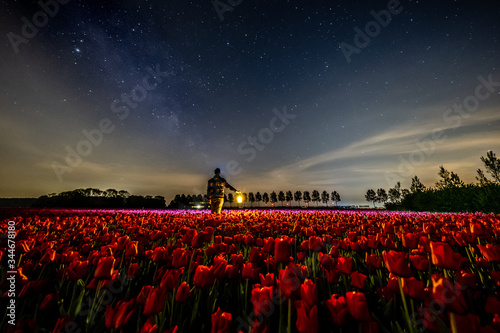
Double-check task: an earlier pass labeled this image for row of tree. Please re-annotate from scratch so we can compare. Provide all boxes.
[365,151,500,213]
[32,188,166,208]
[168,190,341,209]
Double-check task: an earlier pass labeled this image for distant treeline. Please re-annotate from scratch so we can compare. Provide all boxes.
[0,198,37,208]
[31,188,166,209]
[373,151,500,213]
[168,190,342,209]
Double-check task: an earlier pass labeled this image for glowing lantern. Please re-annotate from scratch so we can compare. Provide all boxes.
[237,195,243,204]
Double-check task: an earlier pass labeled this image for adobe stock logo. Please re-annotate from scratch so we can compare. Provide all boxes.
[340,0,404,64]
[6,0,71,54]
[212,0,243,21]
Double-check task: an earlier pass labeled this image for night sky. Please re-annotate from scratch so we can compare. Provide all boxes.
[1,0,499,205]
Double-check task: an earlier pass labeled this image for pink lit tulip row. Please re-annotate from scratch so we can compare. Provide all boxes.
[1,209,500,333]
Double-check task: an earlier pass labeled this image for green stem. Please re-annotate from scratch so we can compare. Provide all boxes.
[398,276,415,333]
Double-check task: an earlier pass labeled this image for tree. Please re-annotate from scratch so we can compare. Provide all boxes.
[435,166,464,189]
[388,182,402,204]
[410,176,426,193]
[365,189,377,207]
[303,191,311,207]
[331,191,341,206]
[262,192,269,206]
[479,150,500,183]
[255,192,262,207]
[476,169,490,186]
[312,190,320,206]
[321,191,330,207]
[278,191,286,206]
[270,191,278,206]
[118,190,130,198]
[104,189,118,198]
[294,191,302,207]
[285,191,293,207]
[248,192,255,207]
[227,193,234,207]
[376,188,388,205]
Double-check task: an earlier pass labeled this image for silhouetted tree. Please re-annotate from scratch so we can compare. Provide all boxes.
[479,150,500,183]
[248,192,255,207]
[278,191,285,206]
[303,191,311,207]
[286,191,293,207]
[321,191,330,206]
[262,192,269,206]
[331,191,341,206]
[226,193,234,207]
[435,166,464,189]
[270,191,278,206]
[365,189,377,207]
[388,182,402,204]
[312,190,320,206]
[377,188,388,205]
[410,176,426,193]
[294,191,302,207]
[255,192,262,207]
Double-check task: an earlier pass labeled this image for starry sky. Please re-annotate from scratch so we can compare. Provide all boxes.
[1,0,499,205]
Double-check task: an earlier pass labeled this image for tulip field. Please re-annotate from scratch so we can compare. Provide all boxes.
[2,208,500,333]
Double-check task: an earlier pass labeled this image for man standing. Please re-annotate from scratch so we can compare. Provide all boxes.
[207,168,239,214]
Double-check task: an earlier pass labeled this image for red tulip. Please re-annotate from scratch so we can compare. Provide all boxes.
[477,244,500,262]
[242,262,260,280]
[211,307,231,333]
[337,256,353,275]
[140,317,158,333]
[409,254,429,271]
[127,262,140,278]
[431,274,467,314]
[295,300,318,333]
[401,277,425,299]
[52,315,73,333]
[160,269,183,291]
[456,270,477,288]
[136,285,154,304]
[365,253,381,269]
[251,286,273,316]
[300,278,317,307]
[308,236,324,251]
[193,265,213,288]
[172,248,191,268]
[66,260,89,281]
[40,248,56,263]
[382,250,412,277]
[259,273,275,287]
[113,299,137,329]
[278,264,301,299]
[275,238,291,264]
[175,281,191,303]
[430,242,466,270]
[402,232,420,249]
[325,294,349,326]
[125,241,138,257]
[351,271,367,289]
[94,256,115,280]
[346,291,371,321]
[143,286,167,316]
